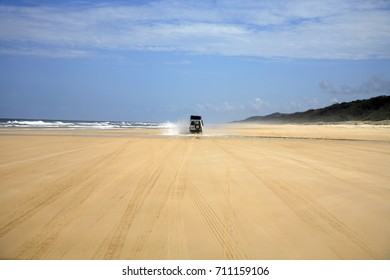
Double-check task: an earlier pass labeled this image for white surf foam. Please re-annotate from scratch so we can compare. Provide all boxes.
[0,119,162,129]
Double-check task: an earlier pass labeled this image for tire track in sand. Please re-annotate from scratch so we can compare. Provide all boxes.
[124,139,192,259]
[0,141,110,178]
[0,141,130,240]
[164,138,192,258]
[194,140,251,259]
[222,166,251,259]
[103,140,180,259]
[213,139,380,259]
[187,177,250,259]
[14,141,131,259]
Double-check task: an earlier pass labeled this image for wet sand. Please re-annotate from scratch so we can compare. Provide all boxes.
[0,124,389,259]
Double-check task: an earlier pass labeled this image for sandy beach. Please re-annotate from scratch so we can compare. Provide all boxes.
[0,124,389,260]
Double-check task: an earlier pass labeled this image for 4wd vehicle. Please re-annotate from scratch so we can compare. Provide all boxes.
[189,115,203,133]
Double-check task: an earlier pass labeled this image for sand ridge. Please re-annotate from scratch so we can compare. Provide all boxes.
[0,125,389,259]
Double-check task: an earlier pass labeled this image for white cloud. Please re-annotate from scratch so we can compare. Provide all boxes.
[191,98,272,116]
[251,97,270,111]
[220,102,234,112]
[0,1,389,59]
[0,46,93,58]
[331,98,339,104]
[170,95,337,120]
[320,75,390,96]
[165,59,191,65]
[194,101,235,113]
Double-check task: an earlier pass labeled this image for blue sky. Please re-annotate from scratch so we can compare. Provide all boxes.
[0,0,390,122]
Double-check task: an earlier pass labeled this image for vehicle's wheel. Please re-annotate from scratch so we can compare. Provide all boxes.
[195,124,200,130]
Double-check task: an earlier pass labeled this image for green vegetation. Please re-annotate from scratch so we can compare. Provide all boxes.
[239,96,390,124]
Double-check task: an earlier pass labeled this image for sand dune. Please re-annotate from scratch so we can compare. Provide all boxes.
[0,125,389,259]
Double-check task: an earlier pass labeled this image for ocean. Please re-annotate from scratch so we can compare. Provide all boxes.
[0,118,167,130]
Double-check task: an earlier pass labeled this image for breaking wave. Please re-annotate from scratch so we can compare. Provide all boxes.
[0,119,164,129]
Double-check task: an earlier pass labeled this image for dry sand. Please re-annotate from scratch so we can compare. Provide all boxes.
[0,124,389,260]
